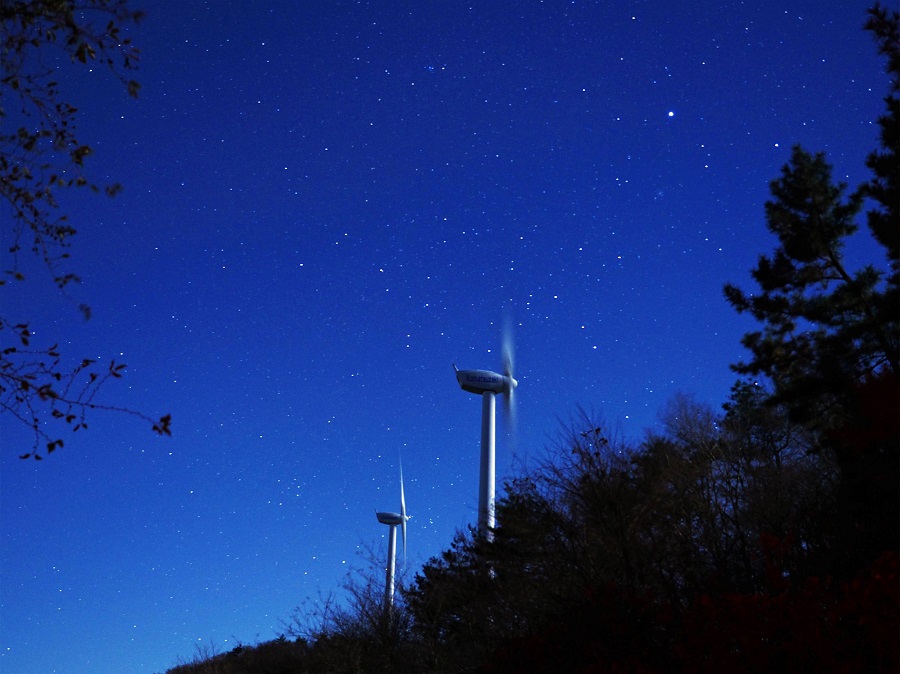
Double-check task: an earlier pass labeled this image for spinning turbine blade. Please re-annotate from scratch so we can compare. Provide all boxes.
[501,318,518,437]
[501,373,516,434]
[502,318,515,380]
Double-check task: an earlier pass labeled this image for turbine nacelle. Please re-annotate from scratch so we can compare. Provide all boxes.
[375,511,404,526]
[454,365,518,396]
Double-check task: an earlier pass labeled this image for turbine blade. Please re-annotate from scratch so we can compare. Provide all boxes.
[501,319,515,379]
[504,385,518,462]
[506,386,517,429]
[501,315,519,466]
[501,314,517,428]
[402,518,407,563]
[400,459,406,520]
[399,457,407,562]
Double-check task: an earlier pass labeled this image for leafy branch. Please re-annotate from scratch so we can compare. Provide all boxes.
[1,1,170,457]
[1,316,171,459]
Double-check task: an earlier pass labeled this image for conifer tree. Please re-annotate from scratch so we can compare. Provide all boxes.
[723,146,894,427]
[724,5,899,572]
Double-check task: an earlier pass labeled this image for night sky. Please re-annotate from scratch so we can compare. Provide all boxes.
[1,2,890,672]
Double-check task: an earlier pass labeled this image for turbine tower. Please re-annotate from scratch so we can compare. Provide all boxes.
[454,326,517,535]
[375,461,409,611]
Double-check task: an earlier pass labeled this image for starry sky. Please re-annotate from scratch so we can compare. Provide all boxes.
[0,1,891,672]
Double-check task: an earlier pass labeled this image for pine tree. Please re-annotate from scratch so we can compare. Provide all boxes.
[724,6,899,572]
[862,4,900,274]
[723,146,893,429]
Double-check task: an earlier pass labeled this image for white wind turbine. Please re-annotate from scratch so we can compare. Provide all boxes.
[453,323,517,535]
[375,460,409,611]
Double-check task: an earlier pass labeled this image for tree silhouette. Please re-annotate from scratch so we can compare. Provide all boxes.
[1,0,170,458]
[723,146,890,428]
[862,4,900,282]
[723,4,899,574]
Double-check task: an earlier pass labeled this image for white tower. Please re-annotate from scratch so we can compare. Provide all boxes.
[453,339,516,534]
[375,463,409,610]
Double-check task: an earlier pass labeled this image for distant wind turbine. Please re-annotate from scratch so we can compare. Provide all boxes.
[453,323,517,535]
[375,460,409,611]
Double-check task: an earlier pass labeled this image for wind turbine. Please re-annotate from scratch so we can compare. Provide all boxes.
[375,460,409,611]
[453,325,517,535]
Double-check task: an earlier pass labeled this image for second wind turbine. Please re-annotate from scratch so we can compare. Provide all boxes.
[375,461,409,611]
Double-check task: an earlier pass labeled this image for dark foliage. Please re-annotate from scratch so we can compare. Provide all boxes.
[862,4,900,278]
[1,0,170,457]
[164,637,310,674]
[166,403,896,673]
[723,145,887,428]
[723,3,899,575]
[485,553,898,673]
